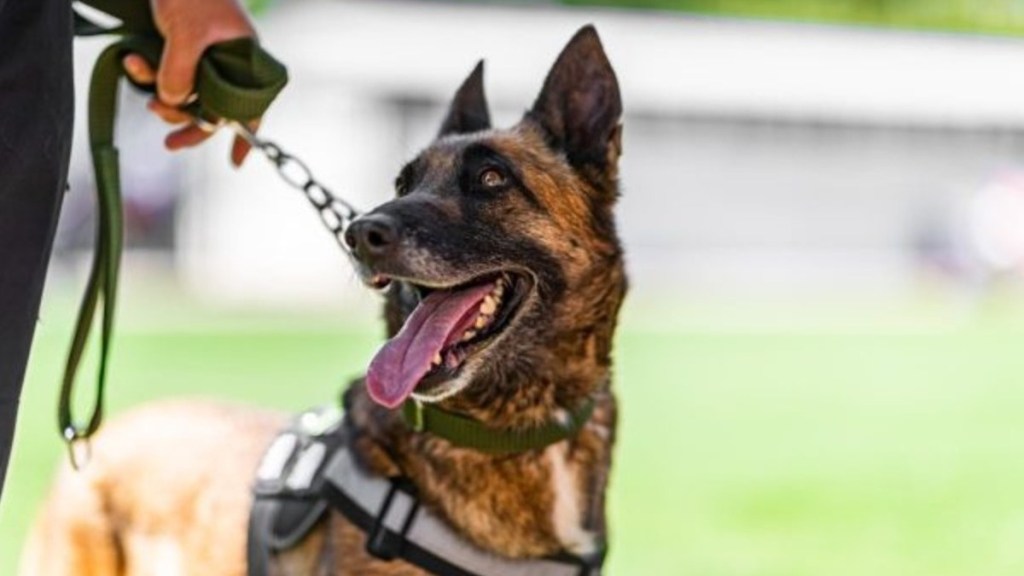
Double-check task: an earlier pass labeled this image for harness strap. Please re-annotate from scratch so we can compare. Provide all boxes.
[247,407,605,575]
[320,444,604,576]
[60,8,287,457]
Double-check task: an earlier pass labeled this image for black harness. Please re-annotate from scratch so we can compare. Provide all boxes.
[247,407,605,576]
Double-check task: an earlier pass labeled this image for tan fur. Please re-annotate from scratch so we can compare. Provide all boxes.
[21,402,285,576]
[21,393,612,575]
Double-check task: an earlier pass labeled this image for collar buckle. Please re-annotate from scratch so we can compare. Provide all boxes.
[411,399,425,432]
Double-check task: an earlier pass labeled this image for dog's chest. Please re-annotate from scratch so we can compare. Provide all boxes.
[545,443,598,555]
[395,437,600,559]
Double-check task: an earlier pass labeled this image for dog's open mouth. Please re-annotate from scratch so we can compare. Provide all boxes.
[365,272,530,408]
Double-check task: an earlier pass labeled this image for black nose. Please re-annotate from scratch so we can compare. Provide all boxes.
[344,214,399,260]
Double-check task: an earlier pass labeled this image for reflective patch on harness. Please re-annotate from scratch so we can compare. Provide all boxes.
[256,433,298,484]
[286,441,327,491]
[248,406,347,574]
[253,406,343,498]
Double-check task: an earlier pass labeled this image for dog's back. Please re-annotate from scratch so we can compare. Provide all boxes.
[20,401,286,576]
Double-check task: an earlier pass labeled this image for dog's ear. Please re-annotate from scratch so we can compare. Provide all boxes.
[438,60,491,137]
[528,25,623,179]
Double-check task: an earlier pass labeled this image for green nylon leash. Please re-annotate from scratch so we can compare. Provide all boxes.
[60,11,288,468]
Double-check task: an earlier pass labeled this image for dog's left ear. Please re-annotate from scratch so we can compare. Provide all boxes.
[528,25,623,181]
[438,60,491,137]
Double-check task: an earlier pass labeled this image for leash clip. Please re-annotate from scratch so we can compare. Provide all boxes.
[193,113,224,135]
[63,426,93,471]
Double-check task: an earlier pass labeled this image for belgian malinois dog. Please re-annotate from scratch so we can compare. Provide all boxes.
[22,25,626,575]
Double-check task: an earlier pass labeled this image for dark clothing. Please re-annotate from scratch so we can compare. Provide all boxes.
[0,0,75,496]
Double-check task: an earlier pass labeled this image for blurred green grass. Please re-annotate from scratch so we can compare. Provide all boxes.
[562,0,1024,37]
[3,286,1024,575]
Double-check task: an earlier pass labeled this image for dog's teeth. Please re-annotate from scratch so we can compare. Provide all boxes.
[432,353,442,365]
[480,296,497,316]
[474,315,489,329]
[493,284,505,298]
[461,329,476,342]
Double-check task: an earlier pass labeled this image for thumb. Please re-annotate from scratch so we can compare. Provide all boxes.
[157,34,205,107]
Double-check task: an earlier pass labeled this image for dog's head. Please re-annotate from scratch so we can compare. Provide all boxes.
[345,26,626,413]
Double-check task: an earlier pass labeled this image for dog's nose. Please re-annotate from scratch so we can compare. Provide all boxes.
[344,214,399,260]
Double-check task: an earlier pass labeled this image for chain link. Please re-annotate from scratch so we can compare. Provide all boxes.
[222,120,361,250]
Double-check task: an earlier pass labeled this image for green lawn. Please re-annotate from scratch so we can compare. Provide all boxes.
[3,285,1024,575]
[562,0,1024,37]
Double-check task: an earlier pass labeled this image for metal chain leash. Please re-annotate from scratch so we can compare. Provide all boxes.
[201,117,363,250]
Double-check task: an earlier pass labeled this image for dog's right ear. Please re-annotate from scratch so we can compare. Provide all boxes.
[438,60,491,137]
[527,25,622,183]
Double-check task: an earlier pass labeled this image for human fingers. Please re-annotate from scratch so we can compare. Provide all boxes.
[165,124,215,150]
[122,54,157,85]
[146,99,193,125]
[155,34,205,106]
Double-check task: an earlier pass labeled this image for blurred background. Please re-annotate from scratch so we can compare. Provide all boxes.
[4,0,1024,574]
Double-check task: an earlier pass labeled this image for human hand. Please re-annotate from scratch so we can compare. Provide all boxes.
[121,0,260,166]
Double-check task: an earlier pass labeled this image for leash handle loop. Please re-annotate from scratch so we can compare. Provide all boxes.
[58,39,127,455]
[59,27,289,465]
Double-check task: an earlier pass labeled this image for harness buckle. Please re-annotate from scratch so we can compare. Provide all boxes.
[576,545,607,576]
[365,479,419,561]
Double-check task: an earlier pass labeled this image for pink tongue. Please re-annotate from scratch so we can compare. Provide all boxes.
[366,282,494,408]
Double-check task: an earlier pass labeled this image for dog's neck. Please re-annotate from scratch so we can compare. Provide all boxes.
[339,270,624,558]
[341,314,620,559]
[344,384,614,558]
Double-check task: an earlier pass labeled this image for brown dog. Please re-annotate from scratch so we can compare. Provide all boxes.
[21,25,626,576]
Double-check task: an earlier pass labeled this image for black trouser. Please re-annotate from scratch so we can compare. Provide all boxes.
[0,0,74,498]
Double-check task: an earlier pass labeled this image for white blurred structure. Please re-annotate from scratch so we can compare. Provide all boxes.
[970,174,1024,272]
[68,0,1024,305]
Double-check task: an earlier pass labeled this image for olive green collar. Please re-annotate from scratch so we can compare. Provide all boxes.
[400,397,596,455]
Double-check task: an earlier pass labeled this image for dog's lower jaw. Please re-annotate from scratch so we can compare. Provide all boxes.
[410,367,474,404]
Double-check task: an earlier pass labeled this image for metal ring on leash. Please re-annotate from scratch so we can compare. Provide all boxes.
[194,115,224,134]
[63,427,93,471]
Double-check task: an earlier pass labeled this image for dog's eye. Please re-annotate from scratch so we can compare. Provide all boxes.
[478,167,506,189]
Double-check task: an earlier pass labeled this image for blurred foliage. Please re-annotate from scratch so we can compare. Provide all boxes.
[560,0,1024,35]
[246,0,273,15]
